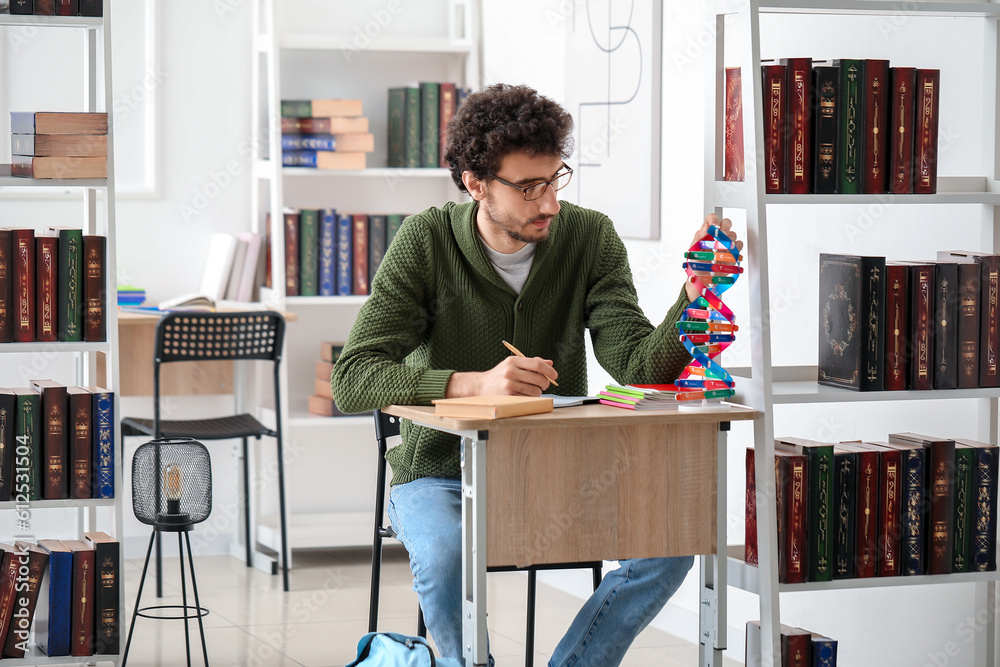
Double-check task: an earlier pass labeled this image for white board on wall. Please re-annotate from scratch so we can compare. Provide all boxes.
[564,0,661,239]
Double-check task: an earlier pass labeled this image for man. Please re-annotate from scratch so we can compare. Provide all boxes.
[332,83,741,666]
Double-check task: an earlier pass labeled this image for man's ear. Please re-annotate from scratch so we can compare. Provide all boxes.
[463,171,487,201]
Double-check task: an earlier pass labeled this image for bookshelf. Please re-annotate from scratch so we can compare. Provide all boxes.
[0,6,123,667]
[249,0,481,567]
[705,1,1000,665]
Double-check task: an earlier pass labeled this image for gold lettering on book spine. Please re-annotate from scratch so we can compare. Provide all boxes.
[917,272,931,381]
[17,238,29,330]
[0,408,6,489]
[884,460,898,570]
[989,269,998,376]
[845,65,860,182]
[835,457,852,576]
[955,455,970,571]
[896,77,908,183]
[919,77,935,187]
[816,455,830,574]
[768,76,782,190]
[871,75,882,180]
[939,278,950,373]
[40,244,54,336]
[790,460,805,574]
[66,236,80,337]
[860,458,875,567]
[904,455,922,567]
[792,70,806,182]
[866,266,881,383]
[932,459,950,559]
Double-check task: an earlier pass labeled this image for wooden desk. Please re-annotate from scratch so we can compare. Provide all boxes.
[384,402,757,667]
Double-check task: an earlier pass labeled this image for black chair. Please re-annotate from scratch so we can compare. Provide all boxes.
[368,409,603,667]
[122,311,290,592]
[123,437,213,667]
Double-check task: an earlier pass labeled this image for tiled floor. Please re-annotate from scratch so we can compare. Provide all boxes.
[120,547,742,666]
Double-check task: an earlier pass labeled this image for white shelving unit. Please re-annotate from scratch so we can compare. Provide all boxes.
[249,0,481,562]
[0,7,123,666]
[705,1,1000,665]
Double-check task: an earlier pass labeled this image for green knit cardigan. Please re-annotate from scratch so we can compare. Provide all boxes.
[331,199,691,485]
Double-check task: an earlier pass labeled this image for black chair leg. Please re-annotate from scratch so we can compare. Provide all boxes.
[369,536,382,632]
[242,437,251,568]
[122,531,157,667]
[525,569,536,667]
[592,563,602,591]
[275,433,290,592]
[184,531,211,667]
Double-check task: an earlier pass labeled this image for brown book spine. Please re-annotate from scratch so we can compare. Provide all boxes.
[889,67,917,194]
[12,230,35,342]
[57,0,79,15]
[774,455,786,581]
[745,447,757,564]
[781,630,813,667]
[353,214,369,296]
[68,543,95,656]
[83,235,106,342]
[0,230,11,343]
[33,381,68,500]
[280,117,299,133]
[3,546,48,658]
[914,69,941,194]
[781,58,812,194]
[928,440,957,574]
[68,387,92,499]
[83,532,119,654]
[980,257,1000,387]
[0,552,21,649]
[958,263,981,388]
[438,82,457,169]
[762,64,787,193]
[851,448,880,577]
[34,0,54,13]
[35,235,58,342]
[297,117,331,134]
[862,59,890,194]
[783,452,808,583]
[283,210,300,297]
[885,263,909,390]
[724,67,745,182]
[877,447,902,576]
[909,264,935,390]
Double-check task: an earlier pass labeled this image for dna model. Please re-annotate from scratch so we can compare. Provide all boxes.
[675,224,743,406]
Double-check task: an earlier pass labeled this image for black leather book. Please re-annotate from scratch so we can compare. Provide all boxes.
[932,261,960,389]
[832,446,857,579]
[908,262,936,390]
[812,65,840,194]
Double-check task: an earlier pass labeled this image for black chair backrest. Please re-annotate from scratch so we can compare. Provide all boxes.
[155,311,285,365]
[374,409,401,450]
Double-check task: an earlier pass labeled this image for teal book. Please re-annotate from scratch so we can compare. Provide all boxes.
[387,88,407,168]
[56,228,83,342]
[299,209,320,296]
[13,389,41,501]
[368,214,387,286]
[319,209,337,296]
[404,87,421,168]
[419,82,440,168]
[776,437,835,581]
[834,59,865,194]
[386,214,405,248]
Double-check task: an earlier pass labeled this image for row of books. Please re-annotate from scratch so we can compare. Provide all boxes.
[818,251,1000,392]
[0,533,119,659]
[0,229,106,343]
[10,112,109,179]
[308,341,347,417]
[746,621,837,667]
[0,0,102,15]
[277,208,406,298]
[724,61,940,194]
[745,433,998,583]
[387,82,471,169]
[0,383,115,501]
[280,98,374,170]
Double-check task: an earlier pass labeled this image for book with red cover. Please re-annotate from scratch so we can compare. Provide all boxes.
[880,440,928,575]
[978,254,1000,387]
[0,545,20,649]
[35,233,58,343]
[745,447,758,564]
[353,214,369,296]
[438,82,457,169]
[861,59,890,194]
[34,0,54,14]
[0,229,11,343]
[812,65,839,194]
[890,432,956,574]
[725,67,745,182]
[780,58,812,194]
[884,261,910,390]
[781,624,813,667]
[914,69,941,194]
[837,443,880,577]
[762,64,788,194]
[4,542,49,658]
[64,540,95,657]
[82,235,105,342]
[57,0,79,15]
[908,262,936,390]
[775,450,808,583]
[845,442,902,576]
[12,229,35,342]
[283,209,299,297]
[67,387,92,499]
[31,379,68,500]
[889,67,917,194]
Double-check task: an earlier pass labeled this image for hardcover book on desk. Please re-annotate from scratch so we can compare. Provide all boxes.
[431,395,553,420]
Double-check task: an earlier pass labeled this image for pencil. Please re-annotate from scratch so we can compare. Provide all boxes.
[501,340,559,387]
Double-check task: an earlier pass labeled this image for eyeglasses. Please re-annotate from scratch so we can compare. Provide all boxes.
[493,163,574,201]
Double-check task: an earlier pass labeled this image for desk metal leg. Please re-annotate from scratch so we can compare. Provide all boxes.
[461,432,488,667]
[699,423,729,667]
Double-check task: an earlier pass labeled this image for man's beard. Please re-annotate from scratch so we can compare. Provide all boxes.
[481,196,549,244]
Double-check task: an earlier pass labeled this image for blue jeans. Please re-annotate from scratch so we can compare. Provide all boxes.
[387,477,694,667]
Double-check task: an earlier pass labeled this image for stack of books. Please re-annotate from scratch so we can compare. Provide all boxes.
[308,341,347,417]
[116,285,145,308]
[745,621,837,666]
[598,384,678,410]
[387,82,471,168]
[280,99,374,170]
[10,112,108,179]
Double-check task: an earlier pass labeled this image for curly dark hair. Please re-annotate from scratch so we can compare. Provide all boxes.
[443,83,574,193]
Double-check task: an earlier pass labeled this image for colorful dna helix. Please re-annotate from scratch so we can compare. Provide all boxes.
[675,224,743,403]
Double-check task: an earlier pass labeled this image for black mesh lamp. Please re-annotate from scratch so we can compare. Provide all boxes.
[123,437,213,667]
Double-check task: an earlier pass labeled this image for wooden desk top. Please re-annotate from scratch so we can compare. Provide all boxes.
[384,401,757,432]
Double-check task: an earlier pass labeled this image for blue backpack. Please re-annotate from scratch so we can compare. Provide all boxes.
[346,632,464,667]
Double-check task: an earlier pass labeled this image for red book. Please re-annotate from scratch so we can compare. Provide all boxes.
[65,540,95,657]
[67,387,92,499]
[0,546,22,650]
[780,625,813,667]
[353,214,369,296]
[884,262,910,390]
[761,64,788,193]
[839,443,880,578]
[35,233,58,343]
[31,379,69,500]
[780,58,812,194]
[0,229,11,343]
[283,209,300,297]
[908,262,936,390]
[862,442,903,576]
[34,0,55,13]
[776,450,807,583]
[438,82,457,169]
[12,229,35,342]
[82,235,106,342]
[914,69,941,194]
[745,447,757,564]
[4,543,49,658]
[724,67,745,182]
[861,59,890,194]
[889,67,917,194]
[57,0,79,15]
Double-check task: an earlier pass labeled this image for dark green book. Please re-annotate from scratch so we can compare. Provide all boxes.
[56,228,83,342]
[13,389,41,502]
[403,87,421,168]
[280,100,312,117]
[960,439,999,571]
[419,82,440,168]
[387,88,407,168]
[298,209,319,296]
[386,214,405,248]
[834,59,865,194]
[953,444,976,572]
[368,214,387,286]
[776,437,835,581]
